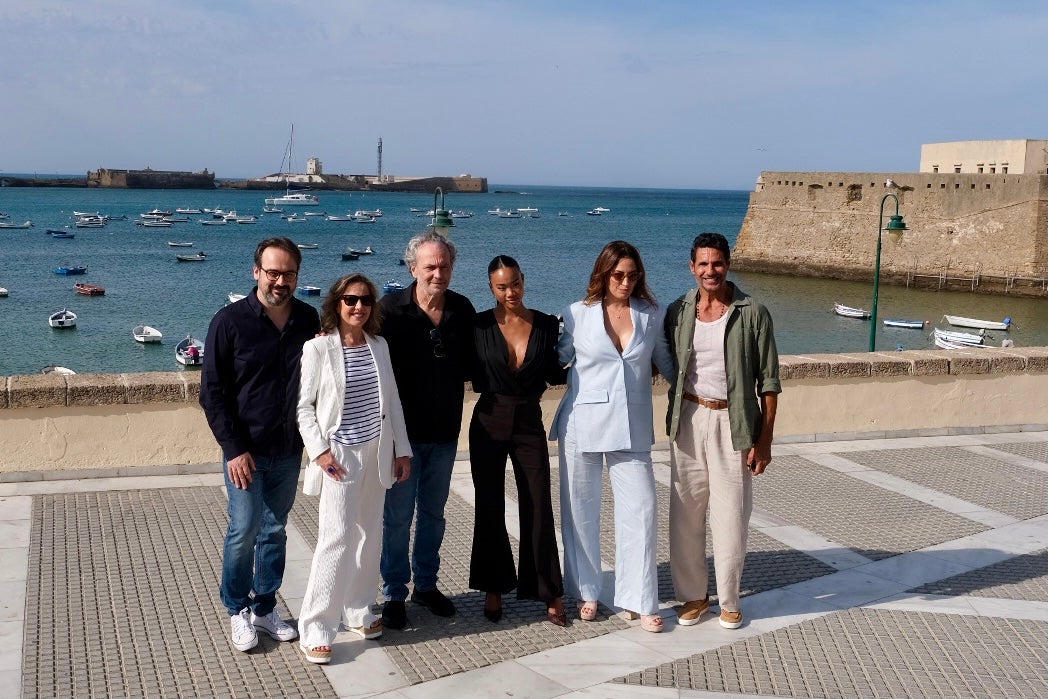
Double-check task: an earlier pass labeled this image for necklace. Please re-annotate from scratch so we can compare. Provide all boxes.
[605,300,628,320]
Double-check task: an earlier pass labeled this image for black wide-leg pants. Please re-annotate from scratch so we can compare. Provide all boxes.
[468,393,564,602]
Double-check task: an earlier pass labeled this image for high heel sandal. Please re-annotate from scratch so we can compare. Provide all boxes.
[483,592,503,623]
[547,598,567,627]
[623,610,663,633]
[577,600,598,622]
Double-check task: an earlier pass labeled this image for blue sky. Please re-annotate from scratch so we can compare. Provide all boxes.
[4,1,1047,189]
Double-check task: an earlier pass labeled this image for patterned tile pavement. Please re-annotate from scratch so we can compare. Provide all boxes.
[10,428,1048,698]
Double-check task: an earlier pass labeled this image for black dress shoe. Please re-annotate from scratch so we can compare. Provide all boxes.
[381,600,407,630]
[410,587,456,617]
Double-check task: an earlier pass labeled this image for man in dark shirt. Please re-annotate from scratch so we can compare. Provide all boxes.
[200,237,320,653]
[379,230,476,629]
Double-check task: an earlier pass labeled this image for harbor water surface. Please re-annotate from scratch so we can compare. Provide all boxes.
[0,185,1044,376]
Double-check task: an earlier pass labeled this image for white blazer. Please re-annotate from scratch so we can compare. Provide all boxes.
[550,299,673,452]
[297,332,412,496]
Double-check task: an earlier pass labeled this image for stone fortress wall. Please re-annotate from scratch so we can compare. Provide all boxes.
[732,171,1048,296]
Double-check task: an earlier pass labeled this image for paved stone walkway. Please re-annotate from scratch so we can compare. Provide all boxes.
[3,429,1048,698]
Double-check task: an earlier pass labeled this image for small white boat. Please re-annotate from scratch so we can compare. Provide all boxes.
[303,210,327,217]
[235,216,258,224]
[450,210,474,219]
[498,210,523,219]
[383,279,405,293]
[175,207,202,214]
[265,192,320,206]
[933,327,985,345]
[49,308,77,329]
[326,215,353,222]
[297,285,322,296]
[285,216,307,223]
[175,335,205,366]
[593,206,610,213]
[41,364,76,375]
[933,334,988,350]
[0,287,8,297]
[133,325,163,343]
[162,216,189,223]
[72,210,99,217]
[354,215,377,223]
[263,206,284,214]
[516,207,539,218]
[0,220,33,229]
[228,292,247,304]
[882,319,927,329]
[586,209,602,216]
[297,243,319,249]
[943,314,1012,331]
[141,220,173,228]
[176,252,207,262]
[354,209,382,218]
[200,219,227,226]
[833,303,871,319]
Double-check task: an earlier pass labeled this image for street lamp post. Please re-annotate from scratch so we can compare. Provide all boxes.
[869,193,908,351]
[431,186,454,238]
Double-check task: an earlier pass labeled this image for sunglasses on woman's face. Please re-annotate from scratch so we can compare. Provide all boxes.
[341,294,375,307]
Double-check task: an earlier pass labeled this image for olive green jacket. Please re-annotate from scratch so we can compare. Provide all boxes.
[663,283,781,451]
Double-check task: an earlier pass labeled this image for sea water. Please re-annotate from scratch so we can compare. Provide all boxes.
[0,184,1044,376]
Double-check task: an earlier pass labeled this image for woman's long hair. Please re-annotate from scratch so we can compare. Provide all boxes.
[320,273,382,335]
[582,240,656,307]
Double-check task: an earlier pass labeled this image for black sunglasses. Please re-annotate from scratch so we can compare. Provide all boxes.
[430,328,446,358]
[341,294,375,307]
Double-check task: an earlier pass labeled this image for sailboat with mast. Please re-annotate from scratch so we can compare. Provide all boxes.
[265,125,320,206]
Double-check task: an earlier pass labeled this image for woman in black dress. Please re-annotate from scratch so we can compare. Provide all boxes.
[469,255,567,626]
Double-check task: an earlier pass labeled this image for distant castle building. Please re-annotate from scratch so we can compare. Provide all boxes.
[920,139,1048,175]
[307,157,322,175]
[733,140,1048,296]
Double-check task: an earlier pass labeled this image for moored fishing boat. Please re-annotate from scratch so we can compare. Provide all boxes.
[297,285,321,296]
[176,252,207,262]
[882,319,927,329]
[175,335,205,366]
[55,265,88,275]
[48,308,77,329]
[133,325,163,343]
[943,314,1012,331]
[833,303,871,319]
[74,282,105,296]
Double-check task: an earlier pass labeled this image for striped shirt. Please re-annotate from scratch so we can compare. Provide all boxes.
[332,344,381,446]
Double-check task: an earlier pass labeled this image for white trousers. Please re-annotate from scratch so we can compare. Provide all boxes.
[669,402,751,612]
[558,413,659,615]
[299,438,384,648]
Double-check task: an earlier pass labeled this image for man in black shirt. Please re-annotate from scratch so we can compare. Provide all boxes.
[200,237,320,652]
[379,230,476,629]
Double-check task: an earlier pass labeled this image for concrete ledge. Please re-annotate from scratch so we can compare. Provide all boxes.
[2,347,1047,475]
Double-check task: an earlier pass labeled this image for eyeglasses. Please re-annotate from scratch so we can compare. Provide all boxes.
[260,268,299,282]
[430,328,446,359]
[610,271,640,283]
[341,294,375,307]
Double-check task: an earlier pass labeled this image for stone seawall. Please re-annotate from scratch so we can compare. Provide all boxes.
[2,347,1047,479]
[734,171,1048,296]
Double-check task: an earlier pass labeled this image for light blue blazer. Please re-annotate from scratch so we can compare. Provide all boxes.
[297,332,412,496]
[550,299,673,452]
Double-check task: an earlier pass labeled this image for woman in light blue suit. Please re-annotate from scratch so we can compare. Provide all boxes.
[551,241,673,632]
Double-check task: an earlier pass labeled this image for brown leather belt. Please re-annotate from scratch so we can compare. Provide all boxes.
[681,390,728,410]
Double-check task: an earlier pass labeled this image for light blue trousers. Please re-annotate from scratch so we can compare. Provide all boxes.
[558,415,659,615]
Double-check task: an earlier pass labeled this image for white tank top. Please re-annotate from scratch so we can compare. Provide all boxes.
[685,311,729,401]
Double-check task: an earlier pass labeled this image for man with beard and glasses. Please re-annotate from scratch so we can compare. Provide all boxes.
[376,230,476,629]
[201,237,321,653]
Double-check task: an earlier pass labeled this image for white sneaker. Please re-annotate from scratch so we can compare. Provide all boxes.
[231,609,259,652]
[251,609,299,642]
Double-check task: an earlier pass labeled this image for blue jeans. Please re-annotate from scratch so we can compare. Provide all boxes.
[381,441,457,601]
[220,453,302,616]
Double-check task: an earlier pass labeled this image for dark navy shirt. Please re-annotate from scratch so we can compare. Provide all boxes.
[379,283,476,444]
[199,288,320,461]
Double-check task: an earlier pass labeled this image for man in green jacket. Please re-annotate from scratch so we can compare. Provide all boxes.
[663,232,780,630]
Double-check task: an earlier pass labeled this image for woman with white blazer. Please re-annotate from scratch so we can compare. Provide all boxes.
[551,241,673,633]
[296,273,412,664]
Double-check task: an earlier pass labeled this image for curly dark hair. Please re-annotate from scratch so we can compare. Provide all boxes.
[320,274,382,335]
